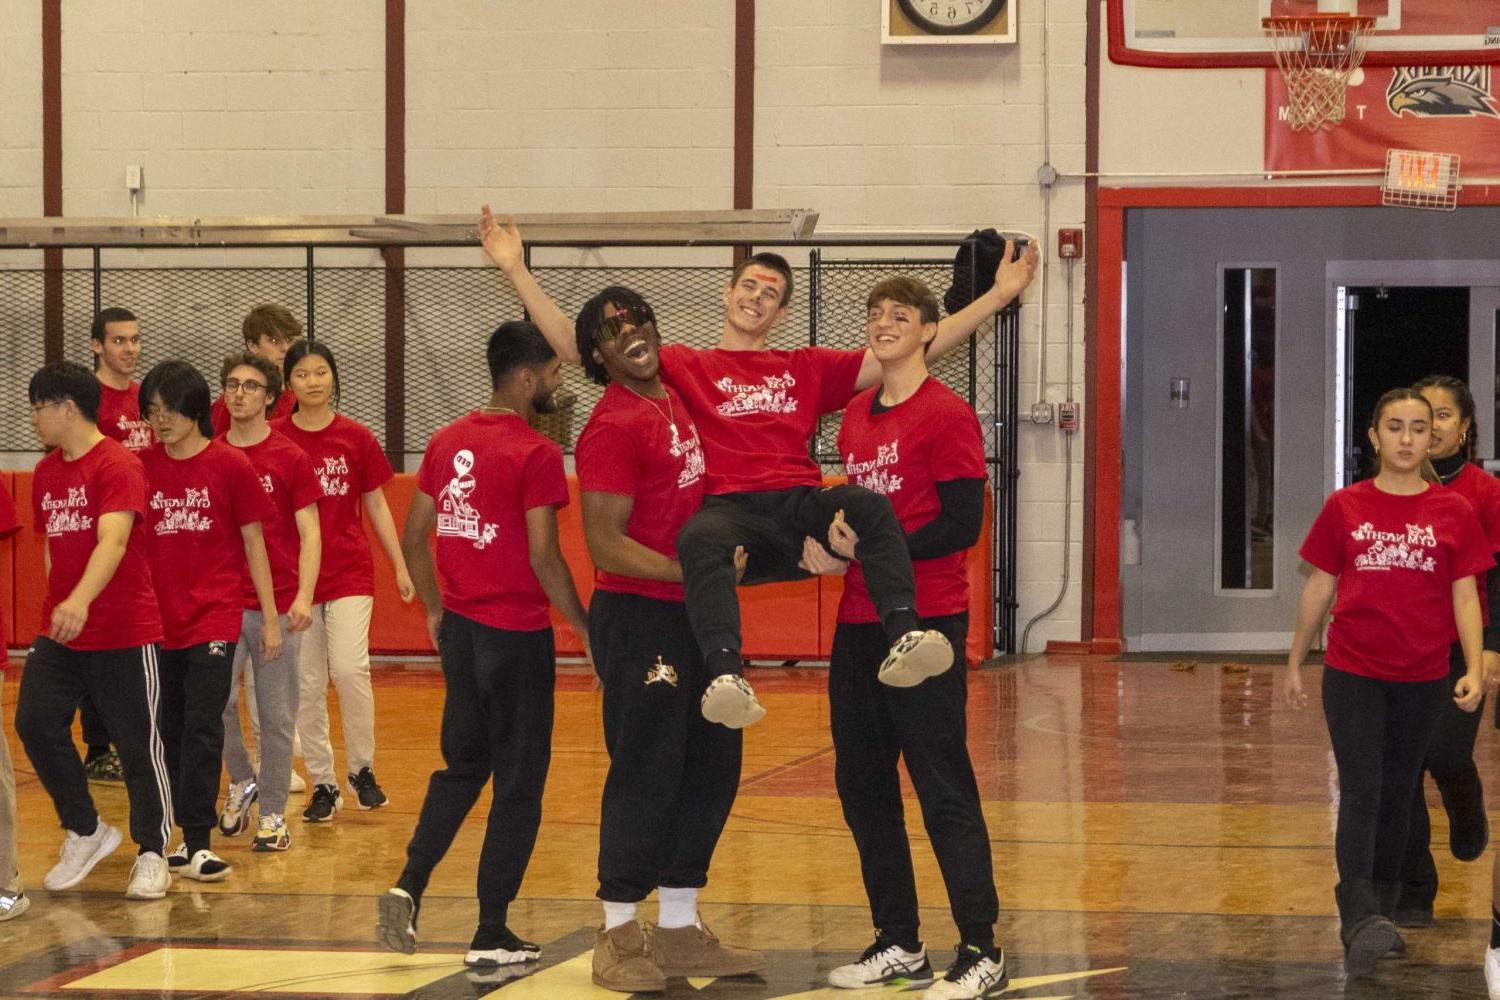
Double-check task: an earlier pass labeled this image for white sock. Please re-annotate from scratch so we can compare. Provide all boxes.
[602,901,637,931]
[657,887,699,929]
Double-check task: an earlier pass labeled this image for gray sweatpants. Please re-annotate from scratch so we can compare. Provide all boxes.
[1,671,18,889]
[221,611,300,816]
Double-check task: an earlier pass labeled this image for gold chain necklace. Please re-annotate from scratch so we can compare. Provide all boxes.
[620,383,677,436]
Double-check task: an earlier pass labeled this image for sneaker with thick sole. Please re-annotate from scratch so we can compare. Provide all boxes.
[218,779,259,836]
[1485,944,1500,999]
[377,888,419,954]
[83,749,124,784]
[700,674,767,729]
[303,784,342,822]
[125,852,170,900]
[650,921,764,978]
[289,769,307,794]
[925,944,1008,999]
[878,630,954,688]
[592,921,665,993]
[252,813,290,852]
[44,821,123,891]
[0,886,29,922]
[465,926,541,967]
[181,849,231,883]
[828,935,933,989]
[1343,915,1400,978]
[348,767,389,810]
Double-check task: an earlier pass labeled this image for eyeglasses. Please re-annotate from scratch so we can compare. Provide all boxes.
[28,400,62,415]
[223,378,268,395]
[597,305,655,343]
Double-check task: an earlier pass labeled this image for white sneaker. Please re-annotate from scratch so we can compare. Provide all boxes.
[218,779,258,836]
[1485,945,1500,999]
[43,821,122,891]
[828,937,933,989]
[181,849,231,883]
[878,630,954,688]
[289,769,307,794]
[125,852,170,900]
[925,945,1008,999]
[700,674,767,728]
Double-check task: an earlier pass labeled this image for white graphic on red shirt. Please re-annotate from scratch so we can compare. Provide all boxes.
[1351,521,1438,573]
[713,372,799,417]
[668,424,705,489]
[117,414,153,452]
[150,487,215,534]
[318,455,350,497]
[258,474,274,496]
[436,449,497,549]
[845,440,904,496]
[41,486,94,535]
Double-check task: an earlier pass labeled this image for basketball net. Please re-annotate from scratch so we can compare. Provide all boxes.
[1263,14,1376,131]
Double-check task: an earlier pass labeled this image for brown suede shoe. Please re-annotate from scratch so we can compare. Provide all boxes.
[592,921,665,993]
[648,921,765,977]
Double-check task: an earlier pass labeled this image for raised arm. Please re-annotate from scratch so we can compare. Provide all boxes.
[479,205,580,364]
[854,239,1041,391]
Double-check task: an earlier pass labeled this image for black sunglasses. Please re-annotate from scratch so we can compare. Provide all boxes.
[597,304,655,343]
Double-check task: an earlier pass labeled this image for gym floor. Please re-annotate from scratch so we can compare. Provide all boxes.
[1,653,1495,998]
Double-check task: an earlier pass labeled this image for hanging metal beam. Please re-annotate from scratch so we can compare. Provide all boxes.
[0,209,820,249]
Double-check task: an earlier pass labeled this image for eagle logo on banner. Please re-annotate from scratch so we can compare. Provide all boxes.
[1386,67,1498,118]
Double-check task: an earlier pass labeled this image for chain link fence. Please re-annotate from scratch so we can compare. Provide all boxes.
[0,240,1018,649]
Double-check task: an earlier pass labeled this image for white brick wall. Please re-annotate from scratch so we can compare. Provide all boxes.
[0,1,42,217]
[60,0,384,218]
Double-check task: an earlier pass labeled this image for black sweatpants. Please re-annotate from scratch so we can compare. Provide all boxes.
[398,612,554,929]
[79,693,112,756]
[830,612,998,946]
[1400,643,1485,906]
[1322,665,1448,931]
[157,641,235,852]
[590,589,743,902]
[15,637,172,855]
[676,485,917,662]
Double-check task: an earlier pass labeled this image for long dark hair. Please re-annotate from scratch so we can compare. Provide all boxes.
[1412,373,1478,463]
[282,340,340,411]
[1368,386,1438,484]
[140,360,214,439]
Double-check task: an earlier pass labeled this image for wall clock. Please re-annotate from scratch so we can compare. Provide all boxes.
[883,0,1016,45]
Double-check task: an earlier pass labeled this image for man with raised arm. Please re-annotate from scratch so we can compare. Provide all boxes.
[480,208,1037,728]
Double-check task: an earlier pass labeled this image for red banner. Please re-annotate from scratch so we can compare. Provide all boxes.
[1265,66,1500,174]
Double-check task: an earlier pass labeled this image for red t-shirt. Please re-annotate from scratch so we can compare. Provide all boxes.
[575,383,706,602]
[141,440,273,649]
[836,379,988,624]
[34,437,163,650]
[659,344,864,495]
[1300,479,1494,682]
[415,411,569,631]
[223,430,324,613]
[273,413,394,604]
[1442,462,1500,624]
[210,390,296,437]
[96,380,153,452]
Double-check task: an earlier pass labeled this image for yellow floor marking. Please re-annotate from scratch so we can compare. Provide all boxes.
[63,946,466,995]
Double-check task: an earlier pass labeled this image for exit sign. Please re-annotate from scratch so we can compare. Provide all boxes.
[1382,149,1460,211]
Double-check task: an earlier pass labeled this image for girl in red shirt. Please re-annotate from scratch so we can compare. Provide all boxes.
[275,342,413,822]
[1288,387,1490,977]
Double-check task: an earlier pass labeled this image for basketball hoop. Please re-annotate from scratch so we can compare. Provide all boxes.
[1262,13,1376,131]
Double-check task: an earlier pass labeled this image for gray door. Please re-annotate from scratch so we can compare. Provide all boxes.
[1122,207,1500,652]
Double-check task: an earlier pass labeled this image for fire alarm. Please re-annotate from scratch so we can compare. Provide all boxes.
[1057,228,1083,260]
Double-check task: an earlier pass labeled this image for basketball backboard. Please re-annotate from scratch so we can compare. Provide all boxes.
[1108,0,1500,67]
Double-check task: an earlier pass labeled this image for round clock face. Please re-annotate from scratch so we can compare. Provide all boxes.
[896,0,1005,35]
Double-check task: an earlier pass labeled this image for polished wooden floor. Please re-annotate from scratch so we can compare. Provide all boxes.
[2,653,1499,998]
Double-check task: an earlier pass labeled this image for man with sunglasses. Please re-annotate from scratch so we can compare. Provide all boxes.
[216,352,323,854]
[479,208,1039,729]
[571,286,762,992]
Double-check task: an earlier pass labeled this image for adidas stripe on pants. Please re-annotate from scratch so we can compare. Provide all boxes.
[15,637,173,855]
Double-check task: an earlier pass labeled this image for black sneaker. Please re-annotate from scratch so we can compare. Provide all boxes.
[303,783,342,822]
[465,926,541,967]
[348,768,388,810]
[929,943,1008,999]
